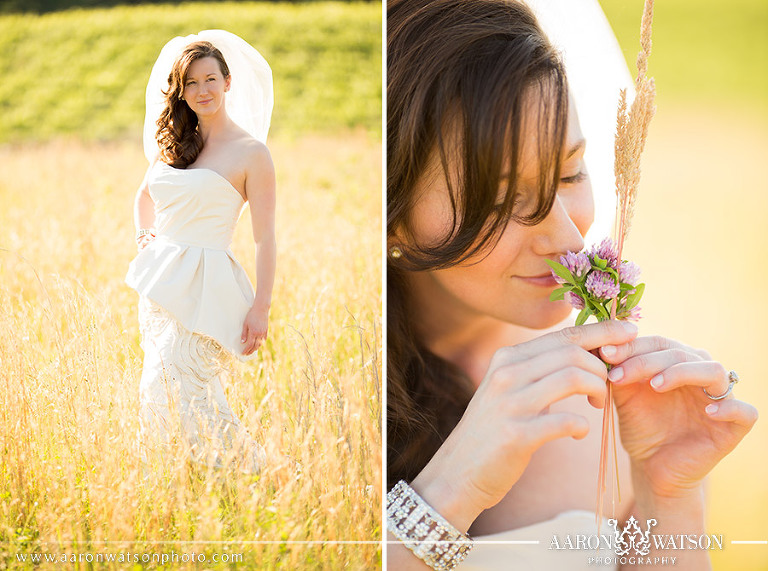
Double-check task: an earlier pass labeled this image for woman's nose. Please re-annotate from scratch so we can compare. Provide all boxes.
[533,195,585,256]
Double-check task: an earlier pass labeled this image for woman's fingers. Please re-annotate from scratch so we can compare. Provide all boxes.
[488,344,608,392]
[241,323,256,355]
[527,412,590,447]
[242,328,267,356]
[599,335,739,398]
[645,361,731,395]
[605,346,697,384]
[491,320,638,369]
[551,320,638,353]
[606,346,732,396]
[705,398,759,430]
[137,235,155,251]
[600,335,708,365]
[516,367,608,412]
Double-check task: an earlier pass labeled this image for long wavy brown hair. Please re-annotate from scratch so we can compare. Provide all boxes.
[156,41,230,168]
[387,0,569,487]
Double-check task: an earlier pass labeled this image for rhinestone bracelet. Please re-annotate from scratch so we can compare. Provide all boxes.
[387,480,473,570]
[135,228,155,242]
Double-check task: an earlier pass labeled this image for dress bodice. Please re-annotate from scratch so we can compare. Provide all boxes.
[126,162,255,360]
[150,162,246,250]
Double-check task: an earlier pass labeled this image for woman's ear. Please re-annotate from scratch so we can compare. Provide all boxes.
[388,225,411,261]
[225,75,232,92]
[388,245,403,260]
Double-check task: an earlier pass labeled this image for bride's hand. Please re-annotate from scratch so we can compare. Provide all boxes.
[136,234,155,251]
[241,305,269,356]
[411,320,639,532]
[600,336,757,498]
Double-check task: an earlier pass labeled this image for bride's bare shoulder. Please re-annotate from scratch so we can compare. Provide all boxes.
[226,126,272,169]
[228,123,269,151]
[232,136,274,199]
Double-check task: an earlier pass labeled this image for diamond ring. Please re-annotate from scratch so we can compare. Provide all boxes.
[703,370,739,401]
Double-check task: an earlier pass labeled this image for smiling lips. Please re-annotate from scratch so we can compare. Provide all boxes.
[516,273,559,287]
[198,98,213,105]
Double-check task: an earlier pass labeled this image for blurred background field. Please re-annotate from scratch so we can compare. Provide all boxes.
[0,1,381,140]
[0,2,381,570]
[601,1,768,569]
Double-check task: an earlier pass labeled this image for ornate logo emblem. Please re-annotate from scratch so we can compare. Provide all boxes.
[607,516,658,556]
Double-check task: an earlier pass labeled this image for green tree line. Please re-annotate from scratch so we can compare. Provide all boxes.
[2,0,375,15]
[0,2,381,142]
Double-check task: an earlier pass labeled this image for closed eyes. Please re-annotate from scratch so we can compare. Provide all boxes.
[560,171,586,185]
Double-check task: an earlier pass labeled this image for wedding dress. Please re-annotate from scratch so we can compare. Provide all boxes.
[126,161,264,473]
[460,511,617,570]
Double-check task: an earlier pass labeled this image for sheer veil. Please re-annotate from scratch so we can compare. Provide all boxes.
[143,29,274,163]
[525,0,634,245]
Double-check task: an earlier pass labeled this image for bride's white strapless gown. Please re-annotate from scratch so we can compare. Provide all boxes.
[126,162,264,473]
[460,511,617,570]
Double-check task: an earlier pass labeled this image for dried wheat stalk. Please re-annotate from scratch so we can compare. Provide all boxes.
[613,0,656,258]
[598,0,657,527]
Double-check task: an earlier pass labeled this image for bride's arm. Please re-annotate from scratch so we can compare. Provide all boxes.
[387,321,640,569]
[241,142,276,356]
[619,485,709,570]
[133,164,156,250]
[387,474,484,570]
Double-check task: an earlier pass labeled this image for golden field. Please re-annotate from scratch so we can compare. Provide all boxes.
[627,105,768,571]
[0,133,382,569]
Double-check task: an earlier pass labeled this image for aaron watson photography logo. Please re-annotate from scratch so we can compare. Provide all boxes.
[549,516,725,566]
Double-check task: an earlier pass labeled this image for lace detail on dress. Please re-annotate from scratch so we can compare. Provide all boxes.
[139,297,229,380]
[137,297,264,474]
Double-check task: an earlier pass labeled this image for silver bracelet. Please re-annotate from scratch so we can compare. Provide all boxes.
[387,480,473,570]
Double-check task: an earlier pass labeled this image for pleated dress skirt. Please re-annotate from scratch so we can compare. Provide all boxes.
[137,297,265,474]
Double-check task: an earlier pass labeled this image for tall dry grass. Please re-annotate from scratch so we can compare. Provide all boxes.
[0,133,381,569]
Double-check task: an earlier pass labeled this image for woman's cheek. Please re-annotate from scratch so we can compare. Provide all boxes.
[407,195,457,249]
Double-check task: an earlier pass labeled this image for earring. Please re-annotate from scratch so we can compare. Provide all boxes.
[388,246,403,259]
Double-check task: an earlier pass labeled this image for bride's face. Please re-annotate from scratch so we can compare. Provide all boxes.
[183,56,231,116]
[407,99,593,329]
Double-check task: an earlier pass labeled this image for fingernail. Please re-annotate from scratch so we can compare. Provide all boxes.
[608,366,624,382]
[602,345,617,357]
[705,404,719,415]
[622,321,638,333]
[650,374,664,389]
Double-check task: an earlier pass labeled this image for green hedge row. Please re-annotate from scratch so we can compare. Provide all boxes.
[0,1,382,143]
[1,0,376,15]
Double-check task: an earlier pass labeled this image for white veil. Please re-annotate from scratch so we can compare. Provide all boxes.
[525,0,634,245]
[143,29,274,163]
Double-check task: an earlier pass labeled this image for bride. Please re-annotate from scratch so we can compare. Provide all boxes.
[126,31,276,474]
[385,1,756,569]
